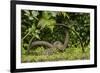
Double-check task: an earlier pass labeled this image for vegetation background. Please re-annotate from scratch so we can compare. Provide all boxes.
[21,10,90,62]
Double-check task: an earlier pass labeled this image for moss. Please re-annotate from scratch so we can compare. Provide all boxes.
[21,47,90,63]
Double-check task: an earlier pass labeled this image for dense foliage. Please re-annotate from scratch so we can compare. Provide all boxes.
[21,10,90,62]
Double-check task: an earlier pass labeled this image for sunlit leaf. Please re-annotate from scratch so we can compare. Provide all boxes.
[32,11,39,17]
[35,34,40,39]
[38,18,56,32]
[50,12,57,17]
[24,10,30,16]
[42,11,51,19]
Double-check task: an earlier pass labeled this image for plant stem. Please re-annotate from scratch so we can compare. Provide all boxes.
[22,31,30,41]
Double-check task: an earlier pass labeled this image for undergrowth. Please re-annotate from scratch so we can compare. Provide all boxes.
[21,47,90,63]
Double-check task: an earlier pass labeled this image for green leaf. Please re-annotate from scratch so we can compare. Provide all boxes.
[28,28,32,33]
[31,11,39,20]
[48,25,54,32]
[35,30,40,34]
[24,10,30,16]
[35,34,40,39]
[38,18,56,32]
[32,11,39,17]
[62,12,69,19]
[32,24,36,31]
[21,47,26,54]
[50,12,57,17]
[42,11,51,19]
[48,19,56,32]
[38,18,47,29]
[29,16,34,20]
